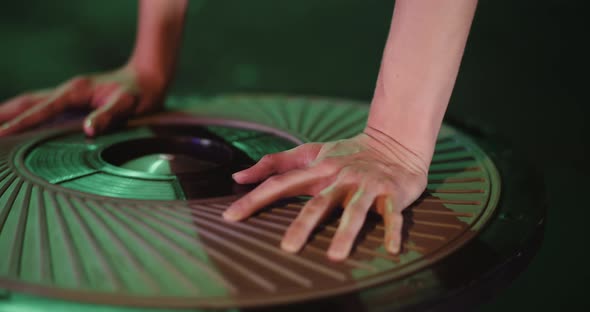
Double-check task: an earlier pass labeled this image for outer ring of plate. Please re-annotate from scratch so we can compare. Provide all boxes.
[0,95,503,309]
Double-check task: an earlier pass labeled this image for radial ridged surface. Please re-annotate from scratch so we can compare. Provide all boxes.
[0,95,500,308]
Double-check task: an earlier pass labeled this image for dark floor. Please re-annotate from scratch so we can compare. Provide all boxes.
[0,0,587,310]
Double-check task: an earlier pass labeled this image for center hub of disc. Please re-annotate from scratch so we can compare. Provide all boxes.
[23,122,298,200]
[100,136,233,177]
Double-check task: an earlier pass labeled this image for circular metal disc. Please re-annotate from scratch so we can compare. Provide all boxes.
[0,95,500,309]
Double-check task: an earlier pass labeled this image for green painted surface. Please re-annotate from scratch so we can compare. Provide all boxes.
[0,0,585,310]
[0,95,502,310]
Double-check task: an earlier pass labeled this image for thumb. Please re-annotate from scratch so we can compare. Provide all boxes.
[84,89,136,137]
[233,143,322,184]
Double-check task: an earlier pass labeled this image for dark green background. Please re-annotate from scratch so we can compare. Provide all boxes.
[0,0,587,310]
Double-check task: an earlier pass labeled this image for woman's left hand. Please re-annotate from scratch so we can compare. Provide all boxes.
[223,127,429,261]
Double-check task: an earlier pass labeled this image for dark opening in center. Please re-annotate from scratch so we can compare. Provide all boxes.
[101,137,233,176]
[100,130,256,199]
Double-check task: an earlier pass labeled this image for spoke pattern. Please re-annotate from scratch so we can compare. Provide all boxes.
[0,95,500,308]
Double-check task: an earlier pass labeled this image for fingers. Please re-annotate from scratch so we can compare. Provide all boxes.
[327,186,377,261]
[0,77,138,138]
[224,168,325,221]
[0,91,72,136]
[0,94,46,124]
[232,144,321,184]
[0,78,92,137]
[281,184,348,253]
[379,195,403,254]
[84,88,136,137]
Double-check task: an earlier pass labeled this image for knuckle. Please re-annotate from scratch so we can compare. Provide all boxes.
[308,181,333,195]
[304,198,326,213]
[65,76,90,89]
[299,142,321,156]
[310,193,329,204]
[112,87,137,104]
[15,93,34,103]
[62,77,92,103]
[265,175,283,185]
[260,175,285,189]
[337,167,358,184]
[265,153,279,161]
[313,157,341,173]
[375,178,396,193]
[260,153,277,164]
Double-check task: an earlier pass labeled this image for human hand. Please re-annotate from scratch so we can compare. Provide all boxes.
[0,64,166,137]
[223,126,429,261]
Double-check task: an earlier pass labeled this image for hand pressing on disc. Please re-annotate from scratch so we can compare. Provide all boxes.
[223,127,429,261]
[0,65,166,137]
[222,0,479,260]
[0,0,188,137]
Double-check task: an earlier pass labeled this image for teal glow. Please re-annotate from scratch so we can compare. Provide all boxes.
[148,159,166,174]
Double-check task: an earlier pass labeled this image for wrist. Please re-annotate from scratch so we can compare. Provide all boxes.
[113,61,168,114]
[361,126,430,176]
[366,96,443,165]
[123,59,168,94]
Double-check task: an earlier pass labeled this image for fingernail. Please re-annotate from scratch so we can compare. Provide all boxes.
[327,248,346,262]
[388,240,400,254]
[222,208,240,221]
[232,171,246,180]
[280,239,299,253]
[83,120,95,137]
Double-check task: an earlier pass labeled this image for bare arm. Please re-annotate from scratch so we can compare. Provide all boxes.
[128,0,188,95]
[225,0,478,260]
[367,0,478,166]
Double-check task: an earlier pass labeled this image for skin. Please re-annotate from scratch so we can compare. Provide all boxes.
[225,130,427,259]
[0,0,187,137]
[227,0,478,260]
[0,0,478,261]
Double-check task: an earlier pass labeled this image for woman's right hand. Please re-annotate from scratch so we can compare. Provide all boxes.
[0,64,167,137]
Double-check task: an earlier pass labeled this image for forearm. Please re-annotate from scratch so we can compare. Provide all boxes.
[126,0,188,89]
[366,0,477,166]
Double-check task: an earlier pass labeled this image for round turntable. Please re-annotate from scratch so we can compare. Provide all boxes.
[0,95,544,311]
